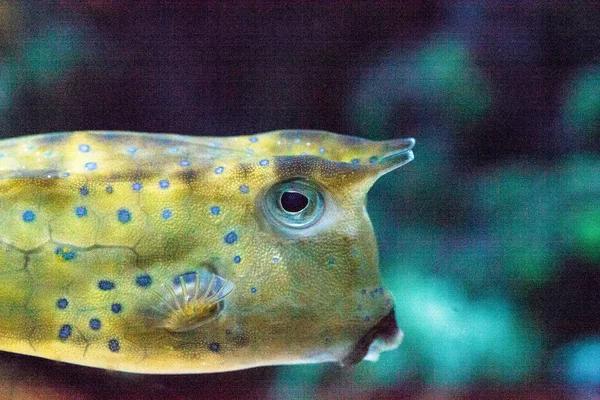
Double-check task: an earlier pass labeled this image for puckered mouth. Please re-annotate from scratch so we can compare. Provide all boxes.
[339,308,403,367]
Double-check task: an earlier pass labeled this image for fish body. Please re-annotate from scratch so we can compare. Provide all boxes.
[0,130,414,373]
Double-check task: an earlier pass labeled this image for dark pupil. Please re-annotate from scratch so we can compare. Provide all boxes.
[280,191,309,213]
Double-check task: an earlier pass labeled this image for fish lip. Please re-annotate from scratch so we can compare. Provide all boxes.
[339,308,402,367]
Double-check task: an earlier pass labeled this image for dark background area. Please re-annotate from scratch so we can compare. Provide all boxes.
[0,1,599,399]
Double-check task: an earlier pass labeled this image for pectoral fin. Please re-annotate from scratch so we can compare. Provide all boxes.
[144,270,234,333]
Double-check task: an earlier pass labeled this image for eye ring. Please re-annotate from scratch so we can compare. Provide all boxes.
[264,179,324,229]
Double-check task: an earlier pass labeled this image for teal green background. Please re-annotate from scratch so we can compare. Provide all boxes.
[0,2,598,399]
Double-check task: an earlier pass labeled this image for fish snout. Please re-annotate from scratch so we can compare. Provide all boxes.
[340,308,403,366]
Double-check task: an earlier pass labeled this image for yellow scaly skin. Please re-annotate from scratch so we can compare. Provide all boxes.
[0,130,414,374]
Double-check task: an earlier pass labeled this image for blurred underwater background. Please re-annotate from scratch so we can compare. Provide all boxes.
[0,1,599,399]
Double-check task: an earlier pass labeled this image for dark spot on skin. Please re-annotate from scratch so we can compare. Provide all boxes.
[209,342,220,352]
[89,318,101,330]
[108,338,120,352]
[22,210,35,223]
[224,231,238,244]
[176,168,198,185]
[58,324,72,340]
[57,298,68,309]
[61,250,76,261]
[80,186,89,196]
[98,280,115,291]
[135,274,152,288]
[117,208,131,223]
[235,162,253,178]
[111,303,122,313]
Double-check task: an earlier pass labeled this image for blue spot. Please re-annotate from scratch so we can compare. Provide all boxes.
[180,160,190,167]
[319,147,325,153]
[233,255,241,264]
[214,166,224,175]
[106,186,113,194]
[225,329,231,335]
[351,158,359,165]
[98,280,115,291]
[369,156,378,164]
[57,298,68,309]
[239,185,249,194]
[61,172,70,178]
[78,144,90,153]
[126,146,137,154]
[0,153,4,158]
[62,250,76,261]
[209,342,220,352]
[136,274,152,288]
[361,289,367,295]
[89,318,101,330]
[328,257,335,265]
[159,179,169,189]
[170,147,180,153]
[111,303,122,313]
[259,159,269,167]
[75,206,87,217]
[162,209,172,220]
[117,208,131,223]
[273,257,279,263]
[80,186,89,196]
[85,162,97,171]
[58,324,72,339]
[108,338,120,352]
[22,210,35,223]
[251,287,257,293]
[210,206,220,216]
[364,316,371,322]
[44,151,53,157]
[224,231,238,244]
[249,137,258,143]
[132,182,142,191]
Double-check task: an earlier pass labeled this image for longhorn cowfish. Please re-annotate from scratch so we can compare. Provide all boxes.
[0,130,414,374]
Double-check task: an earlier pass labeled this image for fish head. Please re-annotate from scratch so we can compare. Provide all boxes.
[211,130,414,367]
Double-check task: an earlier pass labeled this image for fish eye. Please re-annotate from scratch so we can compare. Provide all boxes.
[265,179,324,229]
